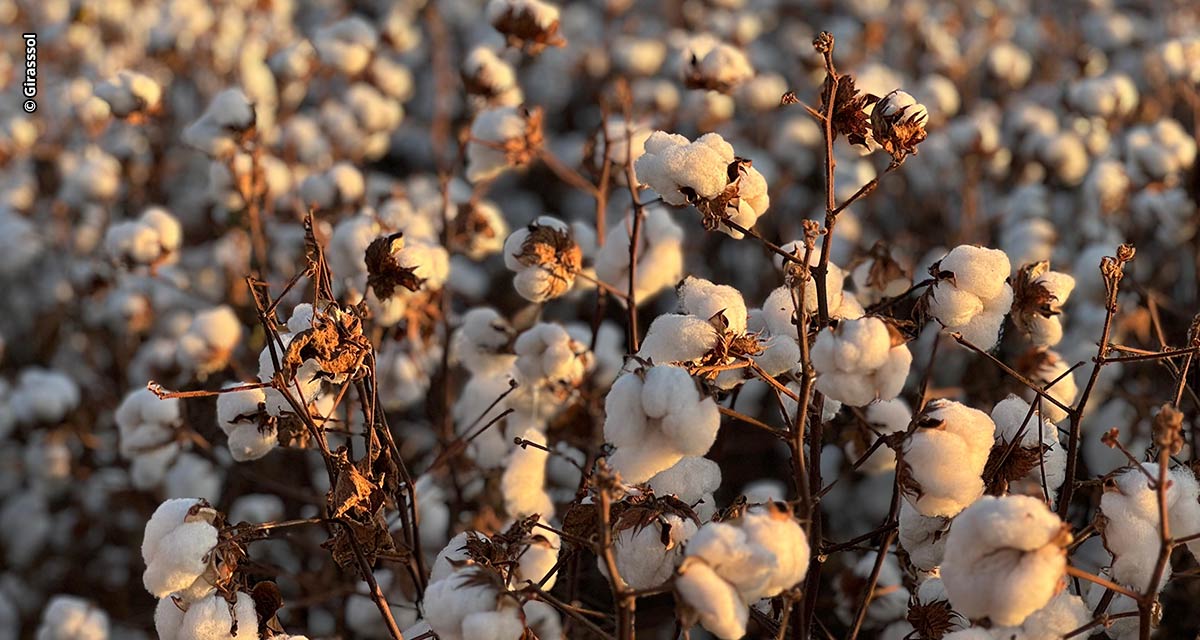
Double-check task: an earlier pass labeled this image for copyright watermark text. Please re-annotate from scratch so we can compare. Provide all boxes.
[22,33,37,113]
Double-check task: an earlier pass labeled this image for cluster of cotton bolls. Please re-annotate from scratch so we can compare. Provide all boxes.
[6,0,1200,637]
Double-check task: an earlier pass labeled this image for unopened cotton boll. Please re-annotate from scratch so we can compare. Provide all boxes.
[141,499,218,601]
[35,595,110,640]
[928,245,1013,349]
[901,399,995,517]
[1099,463,1200,592]
[603,365,720,483]
[811,317,911,406]
[941,495,1070,626]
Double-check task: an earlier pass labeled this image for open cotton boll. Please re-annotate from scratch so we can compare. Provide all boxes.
[928,245,1012,350]
[175,591,258,640]
[604,365,720,483]
[681,38,754,92]
[1083,575,1139,640]
[451,308,516,375]
[314,16,377,75]
[1100,463,1200,591]
[941,495,1070,626]
[774,248,847,316]
[513,323,589,387]
[636,314,721,366]
[936,244,1012,302]
[1012,264,1075,347]
[11,367,81,425]
[522,601,561,640]
[501,428,554,519]
[463,47,523,107]
[164,453,223,509]
[811,317,911,407]
[424,567,514,640]
[466,106,537,184]
[513,527,560,590]
[648,456,722,520]
[835,552,910,628]
[96,71,162,118]
[216,385,277,462]
[854,399,911,474]
[676,559,749,640]
[1019,349,1077,423]
[1124,119,1196,186]
[256,333,322,411]
[105,207,181,267]
[605,513,698,590]
[686,505,810,602]
[502,217,582,303]
[636,131,733,205]
[976,591,1089,640]
[177,306,242,376]
[594,206,684,303]
[141,499,218,601]
[901,399,995,517]
[989,395,1066,498]
[677,277,748,335]
[182,89,255,158]
[35,595,110,640]
[898,500,950,571]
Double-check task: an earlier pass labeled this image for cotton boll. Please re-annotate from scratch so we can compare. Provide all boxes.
[676,559,749,640]
[990,395,1066,498]
[648,456,722,520]
[424,567,512,640]
[593,206,684,303]
[604,366,720,483]
[835,552,910,628]
[182,89,255,158]
[513,323,589,388]
[1099,463,1200,592]
[681,37,754,93]
[176,592,258,640]
[636,314,721,366]
[941,495,1070,626]
[501,428,554,519]
[901,399,995,517]
[502,217,582,302]
[177,306,241,376]
[987,42,1032,89]
[346,571,420,639]
[451,307,516,376]
[898,500,949,571]
[141,499,218,601]
[35,595,109,640]
[938,245,1011,302]
[677,276,748,335]
[11,367,81,425]
[812,317,911,407]
[605,513,698,590]
[466,106,537,184]
[1020,349,1077,423]
[854,399,910,474]
[463,47,523,107]
[684,505,810,606]
[522,600,561,640]
[314,16,377,75]
[513,529,559,590]
[164,454,222,505]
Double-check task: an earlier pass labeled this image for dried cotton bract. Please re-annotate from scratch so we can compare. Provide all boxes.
[927,245,1013,350]
[603,365,720,483]
[901,399,995,517]
[871,90,930,161]
[502,216,582,302]
[487,0,566,53]
[1011,262,1075,347]
[811,316,912,406]
[941,495,1071,627]
[635,131,769,238]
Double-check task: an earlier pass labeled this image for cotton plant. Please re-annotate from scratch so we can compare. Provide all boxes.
[926,244,1014,350]
[1098,462,1200,592]
[176,306,242,377]
[811,316,912,407]
[679,35,755,93]
[900,399,996,518]
[676,504,810,639]
[154,591,258,640]
[941,495,1071,626]
[603,364,720,484]
[634,131,770,238]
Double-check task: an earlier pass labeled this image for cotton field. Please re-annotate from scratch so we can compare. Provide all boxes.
[2,0,1200,639]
